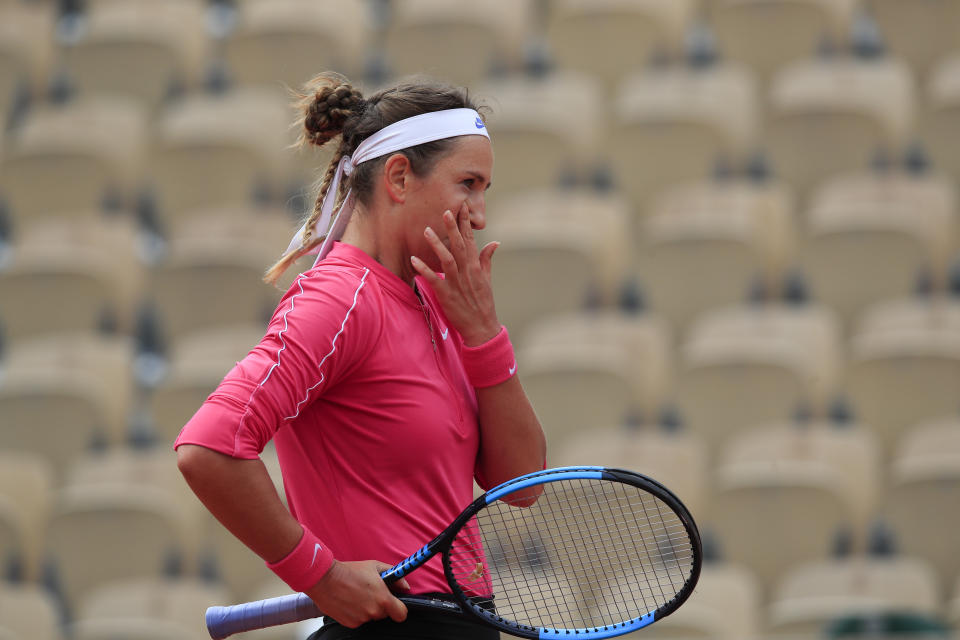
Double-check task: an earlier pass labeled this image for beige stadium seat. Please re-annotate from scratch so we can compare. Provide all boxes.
[0,3,54,122]
[545,0,697,92]
[43,482,191,614]
[0,98,148,226]
[517,311,672,447]
[66,447,210,569]
[883,417,960,592]
[0,582,63,640]
[708,0,857,85]
[921,53,960,185]
[864,0,960,81]
[70,576,231,640]
[548,423,706,517]
[766,56,916,203]
[60,0,207,108]
[768,556,941,637]
[636,562,761,640]
[607,63,759,214]
[158,203,297,254]
[0,335,135,473]
[0,218,144,338]
[846,297,960,453]
[149,89,293,221]
[674,303,842,450]
[0,452,53,582]
[146,214,292,343]
[224,0,370,94]
[383,0,534,86]
[638,179,795,335]
[799,171,957,331]
[149,324,267,445]
[476,72,604,198]
[722,422,881,541]
[486,189,633,341]
[705,435,855,590]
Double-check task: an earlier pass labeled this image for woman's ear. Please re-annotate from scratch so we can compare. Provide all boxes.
[382,153,411,204]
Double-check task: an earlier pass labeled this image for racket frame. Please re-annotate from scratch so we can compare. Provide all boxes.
[440,467,702,639]
[205,466,702,640]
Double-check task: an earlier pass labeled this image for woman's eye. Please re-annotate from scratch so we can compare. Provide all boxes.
[462,179,474,188]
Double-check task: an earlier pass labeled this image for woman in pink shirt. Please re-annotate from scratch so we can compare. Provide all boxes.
[174,72,547,639]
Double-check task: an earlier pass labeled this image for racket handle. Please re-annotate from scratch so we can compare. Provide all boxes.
[206,592,321,639]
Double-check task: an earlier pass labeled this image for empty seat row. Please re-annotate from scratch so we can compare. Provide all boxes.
[0,445,286,608]
[3,163,955,342]
[5,51,960,238]
[1,412,956,626]
[0,90,319,234]
[2,295,957,467]
[3,0,959,137]
[4,553,958,640]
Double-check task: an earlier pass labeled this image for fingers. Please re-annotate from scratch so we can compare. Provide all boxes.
[374,563,408,623]
[410,254,441,286]
[386,595,409,623]
[308,559,410,628]
[423,225,459,279]
[456,201,477,243]
[391,576,412,593]
[479,241,499,273]
[377,563,411,593]
[442,208,469,260]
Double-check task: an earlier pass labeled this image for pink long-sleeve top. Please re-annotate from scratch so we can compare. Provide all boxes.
[174,242,491,595]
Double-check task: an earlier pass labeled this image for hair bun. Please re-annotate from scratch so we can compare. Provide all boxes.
[302,78,365,148]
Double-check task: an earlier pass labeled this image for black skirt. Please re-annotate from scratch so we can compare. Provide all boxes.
[307,594,499,640]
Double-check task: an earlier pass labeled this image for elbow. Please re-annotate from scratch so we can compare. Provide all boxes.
[176,444,213,485]
[507,484,544,509]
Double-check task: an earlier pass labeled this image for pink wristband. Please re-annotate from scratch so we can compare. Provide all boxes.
[460,325,517,388]
[266,526,334,592]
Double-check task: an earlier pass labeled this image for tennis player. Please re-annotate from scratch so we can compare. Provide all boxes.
[174,72,547,639]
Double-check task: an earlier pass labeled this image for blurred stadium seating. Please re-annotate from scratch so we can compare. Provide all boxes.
[1,1,959,639]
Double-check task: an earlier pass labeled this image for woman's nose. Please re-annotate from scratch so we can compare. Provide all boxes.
[468,195,486,230]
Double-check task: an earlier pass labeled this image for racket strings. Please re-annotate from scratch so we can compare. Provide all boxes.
[446,479,695,631]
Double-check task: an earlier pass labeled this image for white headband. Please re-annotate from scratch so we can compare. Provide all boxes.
[285,108,490,265]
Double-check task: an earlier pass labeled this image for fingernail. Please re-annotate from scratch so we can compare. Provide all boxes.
[424,226,434,236]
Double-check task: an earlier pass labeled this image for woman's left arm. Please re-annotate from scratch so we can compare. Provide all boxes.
[412,203,547,485]
[473,371,547,487]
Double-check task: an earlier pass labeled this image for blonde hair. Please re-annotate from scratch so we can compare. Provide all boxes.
[264,72,484,285]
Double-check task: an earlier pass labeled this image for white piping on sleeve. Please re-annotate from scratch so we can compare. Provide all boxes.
[284,267,370,421]
[258,273,307,387]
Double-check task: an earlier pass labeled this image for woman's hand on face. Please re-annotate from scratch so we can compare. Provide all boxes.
[304,559,410,628]
[410,201,501,346]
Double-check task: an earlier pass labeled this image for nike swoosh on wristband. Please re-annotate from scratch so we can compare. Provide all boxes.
[311,543,323,567]
[508,362,517,375]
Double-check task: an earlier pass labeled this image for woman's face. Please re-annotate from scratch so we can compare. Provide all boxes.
[402,135,493,271]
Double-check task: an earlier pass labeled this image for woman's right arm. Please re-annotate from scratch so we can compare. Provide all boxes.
[176,444,409,627]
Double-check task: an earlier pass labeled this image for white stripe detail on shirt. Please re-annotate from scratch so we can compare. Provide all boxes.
[284,267,370,421]
[258,273,308,388]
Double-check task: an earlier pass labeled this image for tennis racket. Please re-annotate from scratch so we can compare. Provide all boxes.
[205,466,701,639]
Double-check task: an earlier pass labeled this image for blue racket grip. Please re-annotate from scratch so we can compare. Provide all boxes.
[205,592,321,639]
